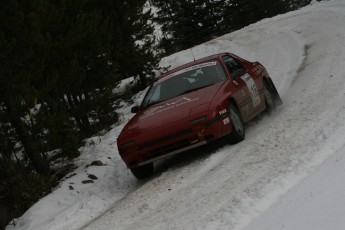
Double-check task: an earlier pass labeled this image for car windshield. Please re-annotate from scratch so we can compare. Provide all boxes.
[142,60,227,108]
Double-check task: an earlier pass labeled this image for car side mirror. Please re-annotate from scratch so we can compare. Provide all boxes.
[131,105,140,114]
[231,68,246,79]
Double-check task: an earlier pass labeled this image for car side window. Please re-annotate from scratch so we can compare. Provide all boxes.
[142,84,161,107]
[222,56,245,78]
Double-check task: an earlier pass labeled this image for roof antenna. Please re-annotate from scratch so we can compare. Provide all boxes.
[190,48,196,61]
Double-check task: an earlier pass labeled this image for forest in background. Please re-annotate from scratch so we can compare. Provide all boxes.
[0,0,313,228]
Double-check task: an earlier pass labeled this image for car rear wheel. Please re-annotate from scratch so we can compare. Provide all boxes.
[130,163,154,179]
[228,102,245,144]
[264,80,275,113]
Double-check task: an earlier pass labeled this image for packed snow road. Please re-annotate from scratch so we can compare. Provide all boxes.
[8,1,345,230]
[84,1,345,230]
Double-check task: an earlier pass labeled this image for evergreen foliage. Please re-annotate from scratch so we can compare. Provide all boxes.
[222,0,290,31]
[89,0,159,87]
[0,0,159,225]
[152,0,313,55]
[286,0,314,10]
[152,0,225,54]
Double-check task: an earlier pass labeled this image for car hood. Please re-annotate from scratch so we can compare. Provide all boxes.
[120,83,224,138]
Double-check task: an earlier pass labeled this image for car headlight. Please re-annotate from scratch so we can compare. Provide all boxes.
[191,116,207,124]
[122,141,136,148]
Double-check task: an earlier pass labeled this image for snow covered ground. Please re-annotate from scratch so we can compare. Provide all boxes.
[7,0,345,229]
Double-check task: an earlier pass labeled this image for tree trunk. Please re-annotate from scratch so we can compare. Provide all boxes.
[4,96,50,174]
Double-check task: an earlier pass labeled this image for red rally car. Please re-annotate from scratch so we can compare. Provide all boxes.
[117,52,282,179]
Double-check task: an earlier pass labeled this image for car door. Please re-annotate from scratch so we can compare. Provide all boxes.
[222,55,261,122]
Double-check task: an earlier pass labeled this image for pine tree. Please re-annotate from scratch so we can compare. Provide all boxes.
[1,0,163,222]
[88,0,160,89]
[222,0,290,31]
[0,0,50,174]
[285,0,313,10]
[152,0,225,54]
[152,0,314,54]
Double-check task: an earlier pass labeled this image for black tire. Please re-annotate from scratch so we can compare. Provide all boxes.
[130,163,154,179]
[264,80,275,113]
[228,102,245,144]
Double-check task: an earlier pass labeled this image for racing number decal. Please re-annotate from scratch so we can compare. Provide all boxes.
[240,73,260,107]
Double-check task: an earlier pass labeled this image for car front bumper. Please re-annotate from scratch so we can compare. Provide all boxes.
[119,112,231,168]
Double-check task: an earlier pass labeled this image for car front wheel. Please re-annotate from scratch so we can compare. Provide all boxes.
[228,102,245,144]
[130,163,154,179]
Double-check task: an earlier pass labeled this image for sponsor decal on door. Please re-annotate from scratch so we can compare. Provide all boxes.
[240,73,260,107]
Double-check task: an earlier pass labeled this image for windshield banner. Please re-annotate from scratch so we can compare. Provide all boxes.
[155,61,217,85]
